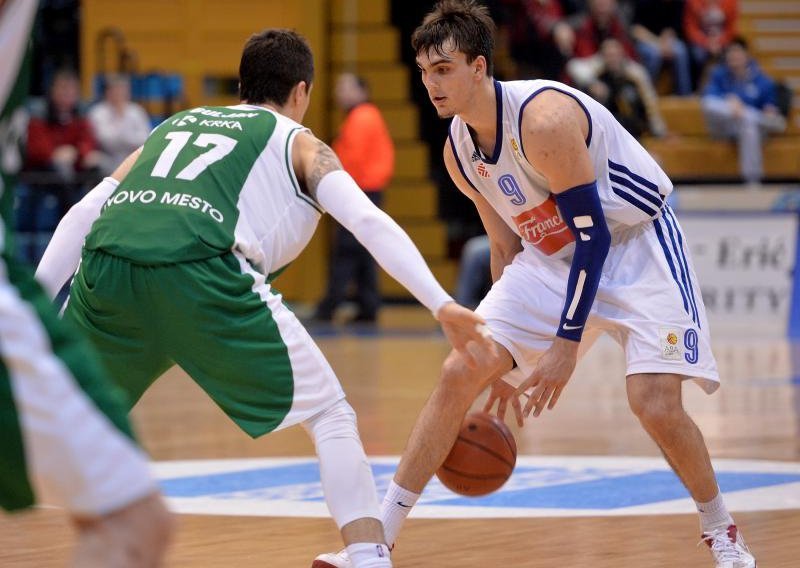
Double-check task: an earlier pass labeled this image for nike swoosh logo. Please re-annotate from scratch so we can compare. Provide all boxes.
[562,323,583,331]
[396,501,413,508]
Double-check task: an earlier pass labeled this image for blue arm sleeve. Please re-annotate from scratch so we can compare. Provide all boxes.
[554,181,611,342]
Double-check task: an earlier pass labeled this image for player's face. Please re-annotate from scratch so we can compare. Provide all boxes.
[416,44,481,119]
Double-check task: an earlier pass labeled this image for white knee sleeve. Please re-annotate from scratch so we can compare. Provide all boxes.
[303,399,381,529]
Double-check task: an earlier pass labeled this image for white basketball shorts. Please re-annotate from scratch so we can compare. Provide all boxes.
[477,207,719,393]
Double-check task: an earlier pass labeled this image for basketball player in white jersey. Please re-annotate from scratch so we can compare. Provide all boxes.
[314,2,756,567]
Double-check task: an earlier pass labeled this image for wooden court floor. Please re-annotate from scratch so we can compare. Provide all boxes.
[2,308,799,567]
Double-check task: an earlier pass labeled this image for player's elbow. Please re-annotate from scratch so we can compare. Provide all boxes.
[347,208,392,241]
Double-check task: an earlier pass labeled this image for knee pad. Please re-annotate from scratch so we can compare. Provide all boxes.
[303,398,360,446]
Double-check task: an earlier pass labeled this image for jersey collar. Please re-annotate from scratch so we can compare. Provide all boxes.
[466,79,504,165]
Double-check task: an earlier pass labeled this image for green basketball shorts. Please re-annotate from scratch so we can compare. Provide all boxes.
[65,249,346,438]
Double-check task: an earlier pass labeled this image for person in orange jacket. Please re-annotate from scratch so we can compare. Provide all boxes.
[684,0,738,73]
[314,73,395,323]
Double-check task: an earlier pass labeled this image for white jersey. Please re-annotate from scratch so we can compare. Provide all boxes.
[448,79,673,260]
[230,106,323,278]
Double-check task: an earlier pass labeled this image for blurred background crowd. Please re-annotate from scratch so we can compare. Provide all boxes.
[14,0,798,320]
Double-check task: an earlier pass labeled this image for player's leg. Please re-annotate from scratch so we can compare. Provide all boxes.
[303,400,391,567]
[604,211,755,567]
[391,345,513,492]
[382,251,569,549]
[0,255,173,567]
[164,252,389,566]
[626,372,719,504]
[626,373,754,567]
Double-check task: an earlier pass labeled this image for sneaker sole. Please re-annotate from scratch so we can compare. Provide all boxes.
[311,561,342,568]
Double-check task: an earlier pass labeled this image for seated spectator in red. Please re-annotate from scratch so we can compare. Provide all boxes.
[631,0,693,95]
[18,69,103,263]
[589,39,667,138]
[701,37,786,185]
[567,0,644,87]
[684,0,738,72]
[88,74,151,175]
[573,0,637,60]
[26,68,103,183]
[501,0,575,80]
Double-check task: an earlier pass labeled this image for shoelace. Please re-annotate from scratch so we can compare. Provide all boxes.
[698,528,742,563]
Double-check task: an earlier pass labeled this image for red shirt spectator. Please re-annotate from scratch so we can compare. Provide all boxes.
[684,0,738,55]
[573,0,638,60]
[26,116,97,171]
[26,69,100,172]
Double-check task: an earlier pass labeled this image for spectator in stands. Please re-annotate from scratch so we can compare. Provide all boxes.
[631,0,693,95]
[88,74,151,175]
[565,0,658,101]
[455,234,491,310]
[501,0,575,80]
[589,39,667,138]
[701,37,786,185]
[314,73,395,324]
[26,68,102,182]
[19,68,102,263]
[684,0,738,74]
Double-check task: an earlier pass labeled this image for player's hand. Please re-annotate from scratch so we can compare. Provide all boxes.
[435,301,497,368]
[515,337,579,418]
[484,378,524,427]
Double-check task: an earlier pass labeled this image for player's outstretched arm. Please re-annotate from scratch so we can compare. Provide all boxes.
[443,141,523,282]
[515,91,611,418]
[35,148,141,298]
[292,131,495,364]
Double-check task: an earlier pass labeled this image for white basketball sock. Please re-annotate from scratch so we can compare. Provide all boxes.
[696,491,734,533]
[381,480,420,546]
[345,543,391,568]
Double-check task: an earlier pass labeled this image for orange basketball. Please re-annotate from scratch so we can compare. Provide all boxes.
[436,411,517,496]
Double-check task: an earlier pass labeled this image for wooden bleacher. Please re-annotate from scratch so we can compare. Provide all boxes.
[330,0,458,299]
[645,0,800,181]
[82,0,457,304]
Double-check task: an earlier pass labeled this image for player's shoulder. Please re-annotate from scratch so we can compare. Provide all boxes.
[519,88,584,136]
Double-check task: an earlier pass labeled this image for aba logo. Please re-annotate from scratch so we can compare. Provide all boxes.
[174,115,198,127]
[476,162,491,178]
[659,327,683,360]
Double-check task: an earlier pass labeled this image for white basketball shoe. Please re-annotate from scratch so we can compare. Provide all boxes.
[311,550,350,568]
[700,525,756,567]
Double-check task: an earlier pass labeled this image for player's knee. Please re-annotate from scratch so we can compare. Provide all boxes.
[628,394,682,431]
[439,352,484,400]
[303,398,359,445]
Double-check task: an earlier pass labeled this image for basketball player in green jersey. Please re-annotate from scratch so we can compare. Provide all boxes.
[36,29,495,567]
[0,1,172,565]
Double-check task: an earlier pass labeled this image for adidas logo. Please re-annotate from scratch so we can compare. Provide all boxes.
[471,150,481,162]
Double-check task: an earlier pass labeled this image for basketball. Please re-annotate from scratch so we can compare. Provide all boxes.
[436,411,517,497]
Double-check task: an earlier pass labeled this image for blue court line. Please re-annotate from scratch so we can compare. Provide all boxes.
[160,463,800,510]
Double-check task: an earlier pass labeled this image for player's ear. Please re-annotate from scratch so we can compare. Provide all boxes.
[473,56,486,80]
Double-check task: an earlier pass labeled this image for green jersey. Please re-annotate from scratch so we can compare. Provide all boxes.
[86,105,324,275]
